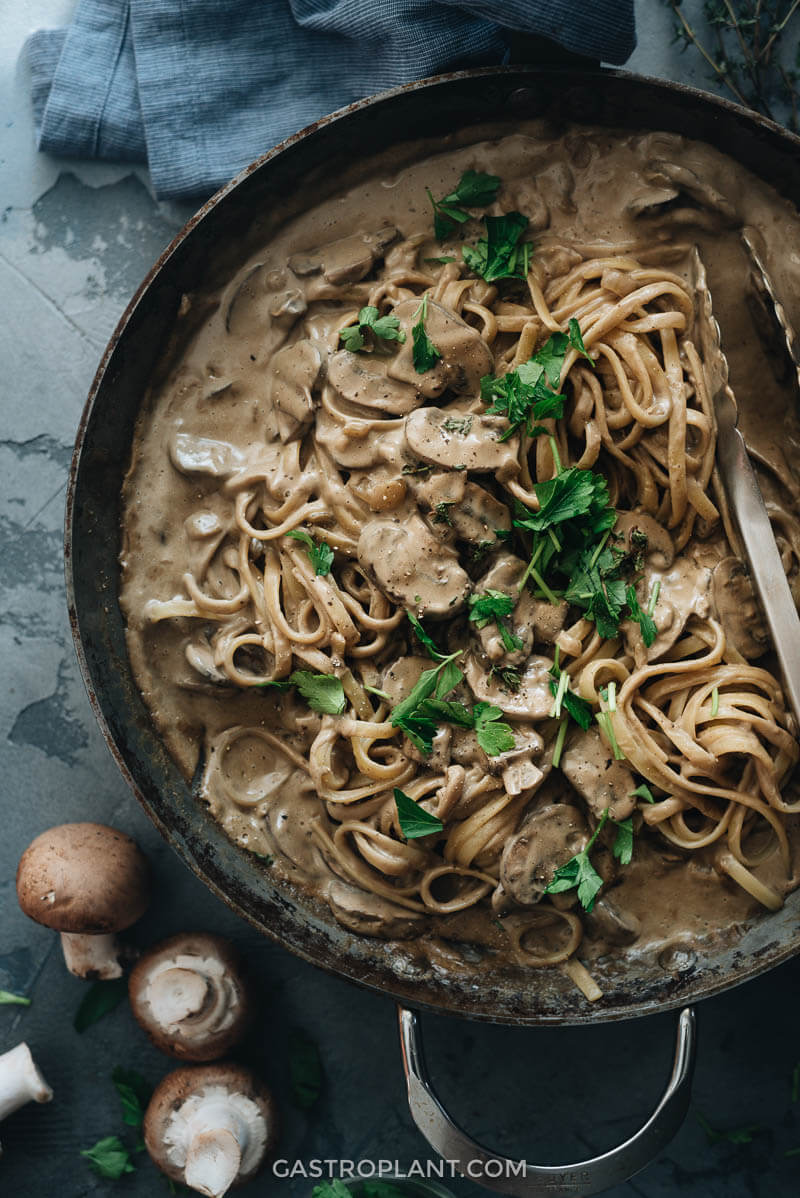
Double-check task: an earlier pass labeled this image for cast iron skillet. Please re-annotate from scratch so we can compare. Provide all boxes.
[65,68,800,1194]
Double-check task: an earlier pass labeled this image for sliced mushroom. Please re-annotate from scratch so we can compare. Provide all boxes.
[485,725,547,796]
[129,933,253,1062]
[625,555,712,662]
[712,556,770,659]
[357,514,471,617]
[449,481,511,544]
[614,511,675,570]
[584,896,641,947]
[16,824,150,979]
[404,467,466,516]
[327,880,425,939]
[170,435,246,479]
[470,554,539,665]
[288,226,398,285]
[500,803,589,906]
[531,599,569,646]
[465,653,553,719]
[404,408,520,479]
[381,655,432,704]
[386,298,494,398]
[561,728,636,822]
[327,350,421,415]
[144,1063,277,1197]
[268,340,324,443]
[644,161,739,226]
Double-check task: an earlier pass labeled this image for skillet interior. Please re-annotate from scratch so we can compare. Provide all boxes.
[66,66,800,1026]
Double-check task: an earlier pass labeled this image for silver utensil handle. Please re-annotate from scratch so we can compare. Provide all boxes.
[397,1005,696,1197]
[717,417,800,724]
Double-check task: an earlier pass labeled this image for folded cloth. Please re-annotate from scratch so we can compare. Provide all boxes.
[27,0,636,201]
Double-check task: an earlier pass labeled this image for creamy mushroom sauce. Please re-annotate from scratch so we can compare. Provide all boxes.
[121,123,800,979]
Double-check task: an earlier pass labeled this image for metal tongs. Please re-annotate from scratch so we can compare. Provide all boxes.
[692,240,800,726]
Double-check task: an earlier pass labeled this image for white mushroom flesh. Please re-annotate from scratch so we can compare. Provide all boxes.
[164,1086,268,1198]
[60,930,123,979]
[143,954,239,1038]
[0,1043,53,1121]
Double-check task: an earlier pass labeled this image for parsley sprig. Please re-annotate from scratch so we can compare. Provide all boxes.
[394,787,445,839]
[259,670,346,715]
[483,317,593,443]
[468,590,523,654]
[339,306,405,352]
[544,807,634,911]
[286,528,335,576]
[427,169,501,240]
[81,1136,136,1180]
[463,211,532,282]
[411,294,442,373]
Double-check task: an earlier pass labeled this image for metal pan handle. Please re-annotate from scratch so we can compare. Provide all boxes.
[397,1004,696,1197]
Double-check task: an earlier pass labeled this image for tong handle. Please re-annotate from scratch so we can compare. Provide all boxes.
[397,1005,696,1197]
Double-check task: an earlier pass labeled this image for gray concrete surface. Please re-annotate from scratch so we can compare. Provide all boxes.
[2,2,800,1195]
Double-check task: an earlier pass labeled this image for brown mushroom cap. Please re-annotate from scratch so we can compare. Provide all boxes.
[16,823,149,934]
[144,1062,278,1187]
[129,932,253,1061]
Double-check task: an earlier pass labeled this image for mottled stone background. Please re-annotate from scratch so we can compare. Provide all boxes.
[2,3,799,1195]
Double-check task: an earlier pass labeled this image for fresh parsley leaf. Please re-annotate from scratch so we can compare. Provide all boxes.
[406,611,449,661]
[339,305,406,352]
[473,701,515,756]
[418,698,475,728]
[612,817,634,865]
[0,990,31,1005]
[289,671,346,715]
[80,1136,136,1179]
[548,656,593,731]
[626,584,657,648]
[391,652,462,753]
[696,1112,765,1146]
[111,1067,152,1130]
[312,1183,353,1198]
[424,255,456,265]
[427,170,501,239]
[288,1028,323,1110]
[463,211,531,282]
[394,787,445,838]
[630,783,655,804]
[468,590,523,653]
[286,528,334,576]
[411,294,441,374]
[74,978,127,1033]
[527,468,610,532]
[568,317,595,365]
[545,809,610,911]
[562,688,593,731]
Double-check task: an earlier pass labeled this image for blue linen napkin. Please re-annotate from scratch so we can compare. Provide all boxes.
[28,0,636,202]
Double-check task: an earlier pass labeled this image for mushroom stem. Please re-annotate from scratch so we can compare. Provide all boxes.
[182,1101,247,1198]
[147,966,211,1026]
[0,1043,53,1120]
[60,931,123,979]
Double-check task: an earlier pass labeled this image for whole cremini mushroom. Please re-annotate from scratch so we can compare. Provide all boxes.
[0,1042,53,1154]
[143,1062,278,1197]
[129,933,253,1061]
[16,823,150,979]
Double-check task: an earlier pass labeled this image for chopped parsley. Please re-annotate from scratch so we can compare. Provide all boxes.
[482,358,564,443]
[596,710,625,760]
[286,528,335,576]
[548,649,593,730]
[545,806,634,910]
[473,702,515,756]
[339,305,406,352]
[80,1136,136,1180]
[259,671,346,715]
[625,583,657,647]
[427,169,501,240]
[432,501,455,525]
[406,611,450,661]
[111,1067,152,1131]
[468,589,523,653]
[0,990,31,1005]
[544,808,609,912]
[463,211,531,282]
[630,782,656,804]
[411,294,441,373]
[394,787,445,839]
[441,414,473,434]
